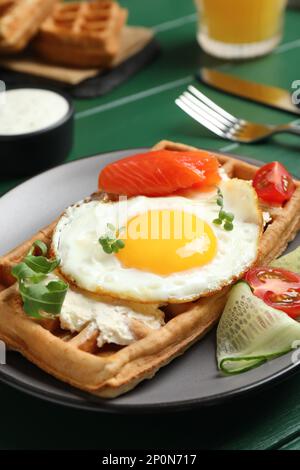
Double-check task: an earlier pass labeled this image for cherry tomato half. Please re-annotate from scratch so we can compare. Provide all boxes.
[253,161,295,205]
[244,267,300,319]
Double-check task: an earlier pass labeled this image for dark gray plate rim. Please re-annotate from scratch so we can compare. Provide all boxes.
[0,147,299,414]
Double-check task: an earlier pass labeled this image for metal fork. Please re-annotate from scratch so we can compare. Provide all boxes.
[175,85,300,143]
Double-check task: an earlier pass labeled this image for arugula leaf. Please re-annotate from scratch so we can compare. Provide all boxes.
[12,262,46,284]
[12,240,68,318]
[24,255,60,274]
[19,279,68,319]
[27,240,48,257]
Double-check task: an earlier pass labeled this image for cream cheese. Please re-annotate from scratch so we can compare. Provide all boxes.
[0,88,69,136]
[263,211,272,227]
[58,282,164,348]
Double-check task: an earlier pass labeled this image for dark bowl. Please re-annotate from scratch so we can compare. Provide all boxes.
[0,86,74,178]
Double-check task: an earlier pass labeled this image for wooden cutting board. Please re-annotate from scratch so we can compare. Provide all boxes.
[0,26,154,85]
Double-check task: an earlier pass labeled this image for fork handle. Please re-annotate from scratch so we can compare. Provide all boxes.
[274,123,300,136]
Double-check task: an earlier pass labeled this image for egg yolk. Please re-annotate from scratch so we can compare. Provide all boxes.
[116,209,217,275]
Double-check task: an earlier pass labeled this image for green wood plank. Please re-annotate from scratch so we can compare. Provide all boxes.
[280,436,300,450]
[1,0,300,451]
[1,369,300,450]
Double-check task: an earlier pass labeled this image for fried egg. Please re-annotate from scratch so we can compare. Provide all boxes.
[52,179,262,303]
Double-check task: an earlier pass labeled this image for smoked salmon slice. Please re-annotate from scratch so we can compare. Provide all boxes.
[98,150,221,197]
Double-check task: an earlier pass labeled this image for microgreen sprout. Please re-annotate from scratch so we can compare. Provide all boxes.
[99,223,125,254]
[213,188,235,231]
[11,240,68,318]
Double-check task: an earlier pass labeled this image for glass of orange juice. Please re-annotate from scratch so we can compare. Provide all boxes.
[195,0,287,59]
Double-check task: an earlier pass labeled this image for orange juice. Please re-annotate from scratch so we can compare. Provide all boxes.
[195,0,287,59]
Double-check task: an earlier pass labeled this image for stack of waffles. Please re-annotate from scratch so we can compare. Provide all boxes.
[0,0,128,68]
[0,0,58,52]
[34,1,128,67]
[0,141,299,398]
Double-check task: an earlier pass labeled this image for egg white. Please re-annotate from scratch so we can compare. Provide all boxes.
[52,179,262,303]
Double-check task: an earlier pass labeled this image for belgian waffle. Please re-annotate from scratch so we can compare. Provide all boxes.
[0,0,58,53]
[0,140,299,398]
[34,1,128,68]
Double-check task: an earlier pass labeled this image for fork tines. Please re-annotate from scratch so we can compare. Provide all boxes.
[176,85,243,141]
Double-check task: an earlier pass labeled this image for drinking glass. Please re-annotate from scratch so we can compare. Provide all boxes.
[195,0,287,59]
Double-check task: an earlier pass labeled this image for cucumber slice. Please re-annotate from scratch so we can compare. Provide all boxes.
[217,282,300,374]
[271,246,300,273]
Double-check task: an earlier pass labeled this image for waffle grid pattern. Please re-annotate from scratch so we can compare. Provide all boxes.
[0,0,58,52]
[34,1,128,67]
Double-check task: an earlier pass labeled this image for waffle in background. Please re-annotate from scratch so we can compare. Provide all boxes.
[34,1,128,68]
[0,0,58,53]
[0,26,156,85]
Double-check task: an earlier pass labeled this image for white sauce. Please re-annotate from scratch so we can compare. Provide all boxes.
[0,88,69,136]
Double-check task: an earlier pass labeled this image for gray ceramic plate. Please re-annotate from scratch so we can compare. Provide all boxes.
[0,149,299,413]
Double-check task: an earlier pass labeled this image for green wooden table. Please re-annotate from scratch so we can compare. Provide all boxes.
[1,0,300,451]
